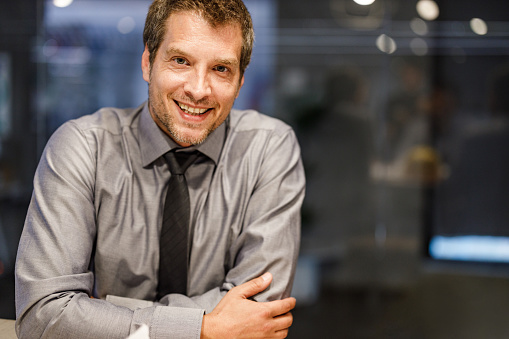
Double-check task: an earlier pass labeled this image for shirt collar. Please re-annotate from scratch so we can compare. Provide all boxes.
[139,102,226,167]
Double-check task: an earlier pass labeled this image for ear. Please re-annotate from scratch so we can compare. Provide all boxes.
[236,75,245,98]
[141,45,151,83]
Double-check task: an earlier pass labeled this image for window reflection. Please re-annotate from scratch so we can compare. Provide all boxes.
[38,0,150,138]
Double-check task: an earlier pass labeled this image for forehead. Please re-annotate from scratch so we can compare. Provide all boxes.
[162,11,243,59]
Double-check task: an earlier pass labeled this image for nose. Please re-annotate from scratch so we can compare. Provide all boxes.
[183,68,212,101]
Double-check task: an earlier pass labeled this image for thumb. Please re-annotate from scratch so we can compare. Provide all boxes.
[234,272,272,299]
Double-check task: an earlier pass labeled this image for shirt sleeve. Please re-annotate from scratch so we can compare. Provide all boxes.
[14,122,204,339]
[224,127,305,302]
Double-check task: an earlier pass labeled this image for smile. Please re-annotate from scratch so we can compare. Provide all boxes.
[176,101,211,115]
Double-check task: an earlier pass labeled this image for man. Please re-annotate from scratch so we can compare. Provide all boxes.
[14,0,305,338]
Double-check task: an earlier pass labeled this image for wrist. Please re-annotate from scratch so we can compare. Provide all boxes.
[200,313,218,339]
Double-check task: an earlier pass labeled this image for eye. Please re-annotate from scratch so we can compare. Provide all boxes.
[214,65,229,73]
[173,57,188,65]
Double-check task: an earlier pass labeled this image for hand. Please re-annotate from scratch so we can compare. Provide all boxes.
[201,272,296,339]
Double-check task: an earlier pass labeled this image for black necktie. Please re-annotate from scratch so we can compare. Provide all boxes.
[157,150,199,299]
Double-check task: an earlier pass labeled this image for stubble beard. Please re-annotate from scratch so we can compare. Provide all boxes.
[148,87,216,146]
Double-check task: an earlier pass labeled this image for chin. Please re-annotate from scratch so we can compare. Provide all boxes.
[171,128,210,146]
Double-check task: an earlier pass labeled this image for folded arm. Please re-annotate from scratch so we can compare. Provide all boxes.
[15,121,305,338]
[15,122,203,339]
[161,127,305,312]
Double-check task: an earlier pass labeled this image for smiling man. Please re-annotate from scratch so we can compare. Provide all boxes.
[15,1,305,339]
[145,10,244,147]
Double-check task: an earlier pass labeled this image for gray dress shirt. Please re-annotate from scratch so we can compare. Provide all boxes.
[15,102,305,339]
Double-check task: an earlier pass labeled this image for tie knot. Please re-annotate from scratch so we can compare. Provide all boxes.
[164,151,199,175]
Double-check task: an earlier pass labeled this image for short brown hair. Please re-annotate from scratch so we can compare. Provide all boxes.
[143,0,254,77]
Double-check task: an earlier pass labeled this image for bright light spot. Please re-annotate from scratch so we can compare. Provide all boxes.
[416,0,439,21]
[354,0,376,5]
[53,0,73,8]
[410,17,429,36]
[117,16,136,34]
[410,38,428,56]
[376,34,397,54]
[430,236,509,263]
[470,18,488,35]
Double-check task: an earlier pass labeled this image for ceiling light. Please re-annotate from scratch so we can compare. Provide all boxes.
[416,0,439,21]
[53,0,73,8]
[470,18,488,35]
[353,0,376,5]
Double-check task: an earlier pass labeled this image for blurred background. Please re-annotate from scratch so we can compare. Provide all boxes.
[1,0,509,338]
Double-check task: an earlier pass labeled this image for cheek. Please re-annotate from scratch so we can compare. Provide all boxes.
[152,71,184,93]
[213,81,241,102]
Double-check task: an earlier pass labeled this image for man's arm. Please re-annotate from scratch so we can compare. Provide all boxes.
[224,125,305,302]
[15,119,303,339]
[15,122,204,339]
[161,124,305,312]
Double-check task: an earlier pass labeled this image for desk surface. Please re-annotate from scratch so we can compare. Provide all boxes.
[0,319,16,339]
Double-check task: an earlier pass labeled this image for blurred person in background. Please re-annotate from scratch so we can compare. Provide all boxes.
[385,58,429,162]
[299,65,375,275]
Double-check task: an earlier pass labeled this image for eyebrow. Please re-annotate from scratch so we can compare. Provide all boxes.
[164,46,239,68]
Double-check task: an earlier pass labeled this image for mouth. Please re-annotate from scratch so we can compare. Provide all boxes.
[175,100,212,116]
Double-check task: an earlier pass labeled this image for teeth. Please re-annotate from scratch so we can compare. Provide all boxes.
[178,102,208,115]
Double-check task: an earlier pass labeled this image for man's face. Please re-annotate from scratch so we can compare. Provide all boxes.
[142,11,245,147]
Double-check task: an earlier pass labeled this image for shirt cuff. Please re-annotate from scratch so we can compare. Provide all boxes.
[131,305,204,339]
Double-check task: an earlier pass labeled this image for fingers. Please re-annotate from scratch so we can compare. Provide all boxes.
[274,328,290,339]
[267,297,296,317]
[273,311,293,331]
[266,312,293,338]
[232,272,273,299]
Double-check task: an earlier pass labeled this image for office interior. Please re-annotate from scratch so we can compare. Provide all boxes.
[1,0,509,338]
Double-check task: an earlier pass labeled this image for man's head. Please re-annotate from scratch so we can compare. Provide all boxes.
[141,0,253,147]
[143,0,254,78]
